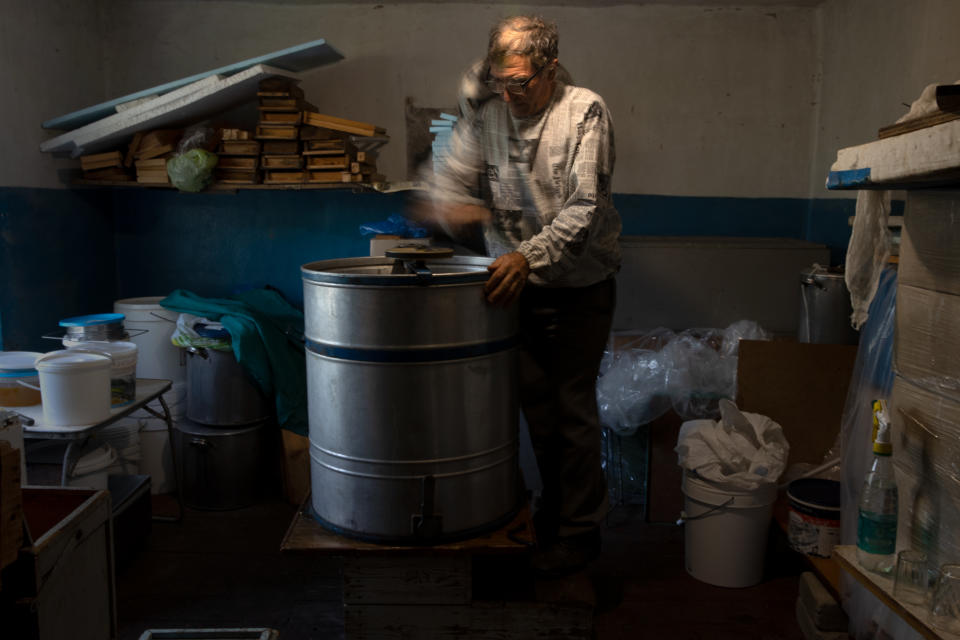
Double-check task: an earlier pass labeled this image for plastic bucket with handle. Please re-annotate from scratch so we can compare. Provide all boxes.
[681,471,777,588]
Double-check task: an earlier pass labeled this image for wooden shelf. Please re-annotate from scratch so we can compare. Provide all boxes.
[71,179,386,193]
[833,545,960,640]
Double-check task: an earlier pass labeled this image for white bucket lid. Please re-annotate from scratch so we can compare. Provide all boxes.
[682,472,778,509]
[72,441,118,475]
[114,296,178,323]
[0,351,43,377]
[36,350,111,372]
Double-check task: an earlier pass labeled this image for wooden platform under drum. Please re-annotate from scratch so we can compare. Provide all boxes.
[282,496,596,640]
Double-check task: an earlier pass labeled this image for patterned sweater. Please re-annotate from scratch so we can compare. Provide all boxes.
[432,70,622,288]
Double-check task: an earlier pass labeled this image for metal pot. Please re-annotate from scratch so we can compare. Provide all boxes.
[798,265,860,345]
[185,346,271,426]
[173,418,277,510]
[301,252,521,543]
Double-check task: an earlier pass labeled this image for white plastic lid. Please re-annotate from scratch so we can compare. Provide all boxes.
[35,350,111,372]
[114,296,166,309]
[72,442,118,475]
[0,351,43,376]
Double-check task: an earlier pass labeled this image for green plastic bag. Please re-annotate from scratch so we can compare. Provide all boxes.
[166,148,218,193]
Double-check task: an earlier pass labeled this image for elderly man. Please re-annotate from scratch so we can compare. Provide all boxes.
[428,15,621,576]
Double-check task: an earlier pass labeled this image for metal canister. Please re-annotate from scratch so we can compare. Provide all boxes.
[301,251,521,543]
[798,265,859,344]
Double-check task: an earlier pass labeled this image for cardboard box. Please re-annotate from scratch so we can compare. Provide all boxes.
[900,190,960,295]
[894,284,960,395]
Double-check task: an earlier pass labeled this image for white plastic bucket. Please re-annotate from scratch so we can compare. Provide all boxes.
[100,421,142,474]
[139,420,177,494]
[681,472,777,588]
[65,341,138,406]
[114,297,184,383]
[35,351,112,427]
[68,440,124,490]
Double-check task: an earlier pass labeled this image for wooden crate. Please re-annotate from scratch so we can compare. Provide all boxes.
[6,488,115,640]
[0,440,23,573]
[282,499,592,640]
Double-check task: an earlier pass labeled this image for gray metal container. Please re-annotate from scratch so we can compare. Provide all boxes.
[173,418,277,510]
[301,255,521,543]
[798,265,860,345]
[185,346,271,426]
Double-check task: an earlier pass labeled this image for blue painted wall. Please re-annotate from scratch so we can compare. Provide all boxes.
[2,185,877,352]
[0,188,117,351]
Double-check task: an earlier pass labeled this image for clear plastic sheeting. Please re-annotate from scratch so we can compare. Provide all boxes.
[838,266,900,639]
[675,399,789,491]
[597,320,770,435]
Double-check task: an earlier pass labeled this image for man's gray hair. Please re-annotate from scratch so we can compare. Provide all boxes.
[486,15,559,68]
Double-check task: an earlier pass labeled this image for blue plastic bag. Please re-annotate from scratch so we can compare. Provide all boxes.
[359,214,429,238]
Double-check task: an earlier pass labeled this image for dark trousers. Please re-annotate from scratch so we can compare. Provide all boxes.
[518,278,616,540]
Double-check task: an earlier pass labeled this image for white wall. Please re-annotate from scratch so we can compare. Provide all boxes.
[10,1,958,199]
[810,0,960,199]
[0,0,108,188]
[6,1,820,197]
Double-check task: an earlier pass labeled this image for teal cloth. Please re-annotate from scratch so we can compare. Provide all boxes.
[160,288,308,436]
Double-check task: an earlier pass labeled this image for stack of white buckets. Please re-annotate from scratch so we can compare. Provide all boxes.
[69,298,185,492]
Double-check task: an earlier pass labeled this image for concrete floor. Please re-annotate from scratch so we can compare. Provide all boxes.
[115,498,807,639]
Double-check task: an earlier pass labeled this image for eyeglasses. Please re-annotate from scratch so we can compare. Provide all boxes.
[485,64,545,96]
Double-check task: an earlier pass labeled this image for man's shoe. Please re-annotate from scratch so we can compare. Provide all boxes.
[530,530,601,578]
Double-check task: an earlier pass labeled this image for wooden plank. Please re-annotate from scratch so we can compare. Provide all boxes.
[259,97,305,111]
[215,170,260,185]
[124,131,143,167]
[300,125,340,141]
[262,155,303,170]
[0,441,23,571]
[303,111,385,137]
[217,156,258,170]
[343,602,592,640]
[83,167,133,181]
[281,497,534,556]
[256,125,299,140]
[306,155,349,170]
[342,556,471,605]
[220,140,261,156]
[307,170,347,183]
[878,110,960,139]
[219,128,253,140]
[263,170,305,184]
[833,546,947,640]
[261,111,302,125]
[263,140,300,155]
[80,150,123,171]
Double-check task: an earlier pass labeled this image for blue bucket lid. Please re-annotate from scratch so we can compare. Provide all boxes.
[59,313,125,327]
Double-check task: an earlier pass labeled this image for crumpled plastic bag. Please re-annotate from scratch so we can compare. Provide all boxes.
[359,213,430,238]
[675,399,789,490]
[166,126,219,192]
[597,320,770,434]
[170,313,231,351]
